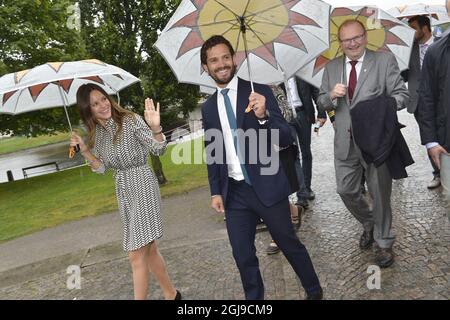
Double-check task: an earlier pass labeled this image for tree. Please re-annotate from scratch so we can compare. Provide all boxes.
[0,0,88,136]
[78,0,200,183]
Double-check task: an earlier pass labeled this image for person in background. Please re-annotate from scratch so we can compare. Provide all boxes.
[280,77,327,208]
[402,15,438,189]
[265,84,306,255]
[417,0,450,196]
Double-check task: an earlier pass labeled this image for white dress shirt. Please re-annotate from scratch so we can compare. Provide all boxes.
[331,51,366,105]
[216,76,244,181]
[345,50,366,85]
[419,36,434,69]
[287,77,303,107]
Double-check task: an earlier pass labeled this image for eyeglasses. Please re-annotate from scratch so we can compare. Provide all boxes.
[340,33,365,45]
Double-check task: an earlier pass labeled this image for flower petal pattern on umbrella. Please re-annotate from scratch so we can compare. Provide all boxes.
[2,90,17,105]
[296,6,415,88]
[47,62,65,73]
[14,70,30,84]
[155,0,330,87]
[0,60,140,115]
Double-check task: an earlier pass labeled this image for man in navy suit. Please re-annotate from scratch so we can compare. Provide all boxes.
[200,35,322,300]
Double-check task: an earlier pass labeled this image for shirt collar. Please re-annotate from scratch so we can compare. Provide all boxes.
[345,50,366,64]
[217,75,238,94]
[420,36,434,47]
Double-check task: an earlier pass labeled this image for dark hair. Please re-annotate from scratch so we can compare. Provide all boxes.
[200,35,235,65]
[408,15,431,32]
[76,83,133,148]
[338,19,366,41]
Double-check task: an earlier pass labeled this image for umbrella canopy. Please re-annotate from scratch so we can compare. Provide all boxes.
[0,59,140,117]
[154,0,331,89]
[387,3,448,20]
[296,6,415,88]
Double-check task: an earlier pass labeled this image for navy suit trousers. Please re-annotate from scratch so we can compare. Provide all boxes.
[225,178,321,300]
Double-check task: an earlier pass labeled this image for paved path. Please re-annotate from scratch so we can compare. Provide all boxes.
[0,111,449,300]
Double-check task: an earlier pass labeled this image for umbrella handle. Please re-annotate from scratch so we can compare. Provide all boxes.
[69,144,80,159]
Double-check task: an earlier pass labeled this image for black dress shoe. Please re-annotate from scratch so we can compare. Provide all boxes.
[306,189,315,200]
[174,290,182,300]
[305,287,323,300]
[376,248,394,268]
[359,228,374,249]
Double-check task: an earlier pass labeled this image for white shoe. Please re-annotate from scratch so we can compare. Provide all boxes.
[427,176,441,189]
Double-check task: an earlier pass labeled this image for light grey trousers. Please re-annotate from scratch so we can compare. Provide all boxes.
[334,139,395,249]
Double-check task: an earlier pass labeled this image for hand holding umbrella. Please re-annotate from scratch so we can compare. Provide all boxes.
[246,92,266,119]
[69,133,86,158]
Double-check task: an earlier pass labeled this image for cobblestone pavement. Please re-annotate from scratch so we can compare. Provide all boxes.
[0,111,449,300]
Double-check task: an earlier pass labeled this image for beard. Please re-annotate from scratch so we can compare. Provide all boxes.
[209,64,236,86]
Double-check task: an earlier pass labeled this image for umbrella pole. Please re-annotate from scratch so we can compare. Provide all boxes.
[240,17,255,93]
[57,86,73,132]
[58,85,80,155]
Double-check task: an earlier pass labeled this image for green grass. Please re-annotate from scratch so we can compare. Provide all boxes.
[0,138,208,243]
[0,132,71,155]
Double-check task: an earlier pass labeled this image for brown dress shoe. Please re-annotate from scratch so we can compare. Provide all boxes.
[376,248,394,268]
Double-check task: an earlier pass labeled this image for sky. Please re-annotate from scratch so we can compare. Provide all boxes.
[325,0,445,10]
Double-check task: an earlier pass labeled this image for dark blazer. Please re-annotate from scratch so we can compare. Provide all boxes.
[201,78,293,207]
[350,95,414,179]
[417,32,450,151]
[401,41,421,113]
[280,77,326,124]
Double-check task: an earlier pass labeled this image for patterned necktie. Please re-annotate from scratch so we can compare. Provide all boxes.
[348,60,358,102]
[221,89,251,185]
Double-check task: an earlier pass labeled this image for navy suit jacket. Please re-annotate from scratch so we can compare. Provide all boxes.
[201,78,293,208]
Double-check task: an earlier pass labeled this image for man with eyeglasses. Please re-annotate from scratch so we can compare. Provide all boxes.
[317,20,409,268]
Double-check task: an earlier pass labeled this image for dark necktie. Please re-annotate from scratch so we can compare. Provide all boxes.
[348,60,358,102]
[221,89,251,185]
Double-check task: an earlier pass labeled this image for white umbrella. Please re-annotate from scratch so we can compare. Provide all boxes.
[0,59,140,156]
[154,0,331,90]
[296,6,415,88]
[387,3,448,20]
[0,59,139,124]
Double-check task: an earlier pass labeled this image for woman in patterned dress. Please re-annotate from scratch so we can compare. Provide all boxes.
[70,83,180,300]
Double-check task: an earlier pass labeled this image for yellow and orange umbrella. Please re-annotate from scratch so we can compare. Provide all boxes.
[296,6,415,88]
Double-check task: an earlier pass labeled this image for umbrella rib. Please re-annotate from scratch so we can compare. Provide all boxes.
[244,0,296,19]
[213,0,240,19]
[242,0,251,18]
[245,20,327,52]
[12,89,25,114]
[247,26,273,54]
[223,24,241,38]
[189,18,238,28]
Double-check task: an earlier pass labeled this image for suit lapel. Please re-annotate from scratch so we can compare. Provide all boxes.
[208,91,221,130]
[236,78,249,129]
[352,50,375,104]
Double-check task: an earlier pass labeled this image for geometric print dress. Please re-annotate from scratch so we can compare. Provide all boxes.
[90,114,167,251]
